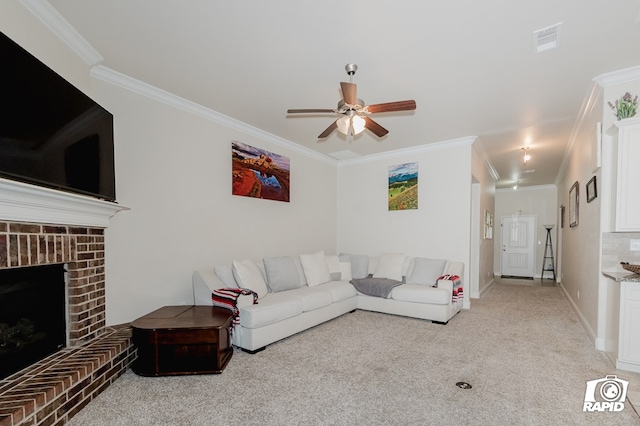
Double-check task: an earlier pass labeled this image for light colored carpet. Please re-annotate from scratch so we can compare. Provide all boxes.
[69,282,640,425]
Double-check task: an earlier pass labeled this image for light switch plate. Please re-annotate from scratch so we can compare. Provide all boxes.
[630,239,640,251]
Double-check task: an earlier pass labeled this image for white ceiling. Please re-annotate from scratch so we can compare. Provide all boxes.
[46,0,640,189]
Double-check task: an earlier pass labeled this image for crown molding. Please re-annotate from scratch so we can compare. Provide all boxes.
[472,140,500,181]
[19,0,103,66]
[90,66,335,166]
[593,64,640,88]
[336,136,477,166]
[555,82,602,186]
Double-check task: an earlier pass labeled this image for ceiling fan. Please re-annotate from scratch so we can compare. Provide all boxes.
[287,64,417,138]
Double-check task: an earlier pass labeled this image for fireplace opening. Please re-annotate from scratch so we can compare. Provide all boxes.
[0,263,66,379]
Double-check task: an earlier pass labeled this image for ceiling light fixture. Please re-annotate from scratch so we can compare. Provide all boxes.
[336,112,366,136]
[522,147,531,165]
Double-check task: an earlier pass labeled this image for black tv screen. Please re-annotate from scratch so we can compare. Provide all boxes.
[0,31,116,201]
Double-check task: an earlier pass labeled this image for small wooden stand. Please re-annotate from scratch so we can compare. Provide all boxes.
[131,305,233,376]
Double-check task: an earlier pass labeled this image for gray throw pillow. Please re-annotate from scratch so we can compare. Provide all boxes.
[293,256,308,286]
[406,258,447,285]
[339,253,369,279]
[214,265,237,287]
[263,256,302,292]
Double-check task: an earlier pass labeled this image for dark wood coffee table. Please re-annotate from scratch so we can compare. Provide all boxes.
[131,305,233,376]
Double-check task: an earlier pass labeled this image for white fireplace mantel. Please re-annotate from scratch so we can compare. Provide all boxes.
[0,178,129,228]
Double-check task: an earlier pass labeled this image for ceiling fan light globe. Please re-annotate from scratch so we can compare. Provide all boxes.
[352,115,366,134]
[336,116,351,135]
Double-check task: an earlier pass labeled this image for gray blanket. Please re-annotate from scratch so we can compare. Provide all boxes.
[350,277,403,298]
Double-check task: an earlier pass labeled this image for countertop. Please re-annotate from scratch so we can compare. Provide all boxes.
[603,271,640,282]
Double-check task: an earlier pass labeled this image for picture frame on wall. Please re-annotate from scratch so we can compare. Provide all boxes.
[586,176,597,203]
[388,162,418,211]
[569,181,579,227]
[484,209,493,239]
[231,141,290,202]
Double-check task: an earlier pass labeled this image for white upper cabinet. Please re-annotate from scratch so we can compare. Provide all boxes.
[612,117,640,231]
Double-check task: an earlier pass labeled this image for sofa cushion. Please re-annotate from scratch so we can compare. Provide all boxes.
[239,292,303,328]
[390,284,451,305]
[285,286,333,312]
[339,253,369,279]
[214,265,237,288]
[232,259,269,299]
[373,253,406,281]
[314,281,357,303]
[406,258,447,286]
[263,256,302,293]
[300,251,331,286]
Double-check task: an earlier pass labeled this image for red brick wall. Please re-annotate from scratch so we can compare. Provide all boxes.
[0,221,135,426]
[0,221,106,345]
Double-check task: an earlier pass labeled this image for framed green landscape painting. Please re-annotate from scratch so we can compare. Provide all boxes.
[388,162,418,211]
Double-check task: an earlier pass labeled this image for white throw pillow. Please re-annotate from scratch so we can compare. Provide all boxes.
[300,251,331,286]
[232,259,269,298]
[325,254,342,280]
[373,253,406,281]
[339,262,352,281]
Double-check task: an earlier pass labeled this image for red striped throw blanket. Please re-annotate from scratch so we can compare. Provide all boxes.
[211,288,258,334]
[436,275,463,303]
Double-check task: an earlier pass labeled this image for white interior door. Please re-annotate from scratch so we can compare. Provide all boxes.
[501,215,536,278]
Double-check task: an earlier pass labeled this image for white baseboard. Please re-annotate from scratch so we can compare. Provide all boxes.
[481,278,495,297]
[559,283,598,346]
[471,278,495,299]
[616,359,640,374]
[595,337,617,353]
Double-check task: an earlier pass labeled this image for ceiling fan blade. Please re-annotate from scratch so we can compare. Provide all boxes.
[340,82,357,105]
[287,109,335,113]
[318,120,338,138]
[363,117,389,137]
[366,100,416,114]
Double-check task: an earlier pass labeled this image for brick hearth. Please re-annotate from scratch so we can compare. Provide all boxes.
[0,221,135,426]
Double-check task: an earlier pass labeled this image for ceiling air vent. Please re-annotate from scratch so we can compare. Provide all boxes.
[328,150,361,161]
[533,22,562,53]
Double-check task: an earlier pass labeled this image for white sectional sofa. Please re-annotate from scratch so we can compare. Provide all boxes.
[193,251,464,353]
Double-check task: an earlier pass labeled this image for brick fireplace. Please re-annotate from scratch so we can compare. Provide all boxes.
[0,180,132,426]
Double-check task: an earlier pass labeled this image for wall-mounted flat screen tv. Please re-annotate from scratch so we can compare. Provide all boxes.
[0,31,116,202]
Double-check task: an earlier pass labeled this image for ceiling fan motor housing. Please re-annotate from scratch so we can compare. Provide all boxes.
[345,63,358,76]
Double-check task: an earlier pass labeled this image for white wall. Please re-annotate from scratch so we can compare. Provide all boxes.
[471,142,496,296]
[555,83,604,342]
[92,78,338,324]
[336,140,473,308]
[494,185,558,278]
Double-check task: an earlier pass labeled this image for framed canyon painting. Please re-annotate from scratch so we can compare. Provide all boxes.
[232,141,290,202]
